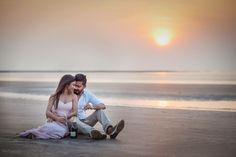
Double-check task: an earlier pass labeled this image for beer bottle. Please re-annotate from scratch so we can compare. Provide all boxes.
[70,122,78,139]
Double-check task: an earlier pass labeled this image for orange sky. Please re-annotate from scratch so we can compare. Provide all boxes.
[0,0,236,71]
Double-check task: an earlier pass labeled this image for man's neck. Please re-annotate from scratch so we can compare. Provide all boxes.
[77,89,84,97]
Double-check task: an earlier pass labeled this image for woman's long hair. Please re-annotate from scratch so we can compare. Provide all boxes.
[51,74,75,109]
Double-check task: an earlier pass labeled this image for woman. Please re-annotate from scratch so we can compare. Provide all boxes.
[19,74,78,139]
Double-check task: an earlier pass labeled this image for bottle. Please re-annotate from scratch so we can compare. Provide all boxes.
[70,122,78,139]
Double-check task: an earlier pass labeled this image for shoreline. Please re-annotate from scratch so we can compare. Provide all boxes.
[1,93,236,112]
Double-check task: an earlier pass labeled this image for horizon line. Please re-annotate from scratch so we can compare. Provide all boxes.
[0,70,233,73]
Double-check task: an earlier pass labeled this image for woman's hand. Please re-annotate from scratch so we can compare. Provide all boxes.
[55,116,66,124]
[47,118,53,122]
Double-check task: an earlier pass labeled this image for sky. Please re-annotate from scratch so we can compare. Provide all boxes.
[0,0,236,71]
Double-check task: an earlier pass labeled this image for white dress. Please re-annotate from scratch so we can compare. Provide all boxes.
[19,101,72,139]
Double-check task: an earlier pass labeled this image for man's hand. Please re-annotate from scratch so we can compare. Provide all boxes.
[83,103,94,110]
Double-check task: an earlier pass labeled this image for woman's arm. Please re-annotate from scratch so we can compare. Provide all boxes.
[67,94,78,120]
[46,96,65,123]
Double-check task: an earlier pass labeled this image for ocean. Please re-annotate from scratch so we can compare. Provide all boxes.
[0,71,236,111]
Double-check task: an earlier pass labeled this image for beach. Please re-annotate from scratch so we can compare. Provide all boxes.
[1,97,236,157]
[0,72,236,156]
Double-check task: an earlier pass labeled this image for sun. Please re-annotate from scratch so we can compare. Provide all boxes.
[153,29,173,47]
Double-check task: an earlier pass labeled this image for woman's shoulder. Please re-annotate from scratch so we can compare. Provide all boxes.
[48,94,55,101]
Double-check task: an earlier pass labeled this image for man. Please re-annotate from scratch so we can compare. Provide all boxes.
[74,73,125,140]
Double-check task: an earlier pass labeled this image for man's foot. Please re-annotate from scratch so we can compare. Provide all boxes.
[90,130,107,140]
[110,120,125,139]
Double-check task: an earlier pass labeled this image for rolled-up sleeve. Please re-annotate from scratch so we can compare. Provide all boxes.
[87,90,103,106]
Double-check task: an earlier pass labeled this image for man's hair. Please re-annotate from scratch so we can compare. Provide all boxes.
[75,73,87,86]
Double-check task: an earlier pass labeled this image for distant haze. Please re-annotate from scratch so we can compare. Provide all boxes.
[0,0,236,71]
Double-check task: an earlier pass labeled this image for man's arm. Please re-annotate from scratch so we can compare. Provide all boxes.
[84,103,106,110]
[93,103,106,110]
[86,90,106,110]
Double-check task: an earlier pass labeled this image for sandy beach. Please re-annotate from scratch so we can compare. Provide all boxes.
[0,97,236,157]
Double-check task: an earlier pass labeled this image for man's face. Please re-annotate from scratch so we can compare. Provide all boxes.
[74,81,85,95]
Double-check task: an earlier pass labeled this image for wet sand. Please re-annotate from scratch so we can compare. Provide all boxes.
[0,97,236,157]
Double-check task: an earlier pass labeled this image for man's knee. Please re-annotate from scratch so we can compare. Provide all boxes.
[95,109,105,115]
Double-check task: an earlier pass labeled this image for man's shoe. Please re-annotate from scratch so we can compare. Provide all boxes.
[90,130,107,140]
[110,120,125,139]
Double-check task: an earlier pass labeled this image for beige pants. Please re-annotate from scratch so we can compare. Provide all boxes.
[76,110,112,135]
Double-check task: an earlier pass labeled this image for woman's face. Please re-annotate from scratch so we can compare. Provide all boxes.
[67,81,75,93]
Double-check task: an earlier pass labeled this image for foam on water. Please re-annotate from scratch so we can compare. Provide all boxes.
[1,72,236,111]
[0,92,48,101]
[1,91,236,112]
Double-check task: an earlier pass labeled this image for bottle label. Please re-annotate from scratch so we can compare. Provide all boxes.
[70,131,76,137]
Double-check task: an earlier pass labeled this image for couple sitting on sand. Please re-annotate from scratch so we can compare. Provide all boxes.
[19,73,125,140]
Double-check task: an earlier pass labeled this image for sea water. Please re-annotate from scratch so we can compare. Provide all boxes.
[0,71,236,111]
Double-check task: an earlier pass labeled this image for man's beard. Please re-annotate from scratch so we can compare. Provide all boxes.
[74,90,81,95]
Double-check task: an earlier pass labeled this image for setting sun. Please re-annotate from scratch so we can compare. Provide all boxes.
[153,29,173,47]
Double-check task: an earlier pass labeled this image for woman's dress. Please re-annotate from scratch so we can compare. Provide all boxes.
[19,101,72,139]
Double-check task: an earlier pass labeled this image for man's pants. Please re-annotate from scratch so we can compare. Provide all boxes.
[76,110,112,135]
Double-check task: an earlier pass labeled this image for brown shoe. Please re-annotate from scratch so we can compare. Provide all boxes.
[110,120,125,139]
[90,130,107,140]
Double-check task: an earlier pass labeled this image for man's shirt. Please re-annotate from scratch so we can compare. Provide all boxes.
[77,89,103,120]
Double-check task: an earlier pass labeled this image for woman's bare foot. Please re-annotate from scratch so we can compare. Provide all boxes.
[26,133,36,139]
